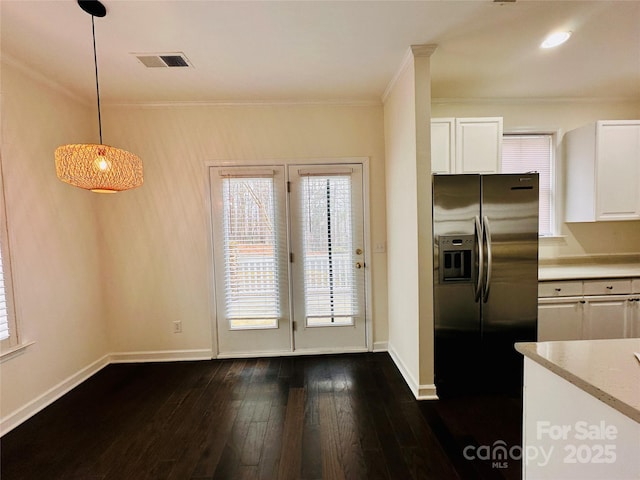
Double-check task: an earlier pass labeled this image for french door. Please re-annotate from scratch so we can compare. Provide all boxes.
[288,165,366,352]
[209,163,366,356]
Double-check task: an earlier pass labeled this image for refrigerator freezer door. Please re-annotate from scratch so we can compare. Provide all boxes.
[433,175,482,396]
[481,173,539,391]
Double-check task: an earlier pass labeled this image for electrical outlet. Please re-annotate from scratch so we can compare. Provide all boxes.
[173,320,182,333]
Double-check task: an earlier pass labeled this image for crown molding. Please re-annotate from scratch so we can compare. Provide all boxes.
[106,98,383,108]
[382,44,439,103]
[432,96,640,105]
[381,48,413,103]
[410,44,438,58]
[1,54,89,106]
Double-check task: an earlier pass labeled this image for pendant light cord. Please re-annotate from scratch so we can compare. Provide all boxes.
[91,15,103,145]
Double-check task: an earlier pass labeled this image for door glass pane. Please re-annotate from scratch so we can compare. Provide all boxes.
[300,175,357,326]
[222,177,279,329]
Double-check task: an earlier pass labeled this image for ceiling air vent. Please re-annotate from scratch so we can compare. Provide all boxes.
[134,52,192,68]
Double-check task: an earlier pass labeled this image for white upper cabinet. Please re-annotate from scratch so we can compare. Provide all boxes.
[431,118,455,174]
[565,120,640,222]
[455,117,503,174]
[431,117,503,174]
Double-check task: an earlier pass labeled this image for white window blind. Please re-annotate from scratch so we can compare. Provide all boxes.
[299,175,358,326]
[502,134,553,236]
[0,247,9,341]
[0,162,16,348]
[221,176,280,329]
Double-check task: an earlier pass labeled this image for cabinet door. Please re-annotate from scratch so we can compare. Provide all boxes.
[431,118,455,174]
[538,298,584,341]
[455,117,503,174]
[596,122,640,220]
[583,296,629,339]
[629,297,640,338]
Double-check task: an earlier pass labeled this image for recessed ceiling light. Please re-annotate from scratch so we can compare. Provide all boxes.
[541,31,572,49]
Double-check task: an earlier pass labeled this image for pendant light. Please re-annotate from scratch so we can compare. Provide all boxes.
[55,0,143,193]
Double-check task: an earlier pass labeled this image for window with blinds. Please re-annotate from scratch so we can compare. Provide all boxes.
[299,175,358,326]
[0,165,16,349]
[502,134,554,236]
[0,247,10,341]
[221,176,280,329]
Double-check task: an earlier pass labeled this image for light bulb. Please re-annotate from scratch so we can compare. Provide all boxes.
[95,155,111,172]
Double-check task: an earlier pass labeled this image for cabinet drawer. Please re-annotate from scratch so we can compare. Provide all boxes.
[538,281,583,297]
[633,278,640,294]
[583,279,631,295]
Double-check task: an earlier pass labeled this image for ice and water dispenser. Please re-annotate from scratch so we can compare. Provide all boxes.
[438,235,474,283]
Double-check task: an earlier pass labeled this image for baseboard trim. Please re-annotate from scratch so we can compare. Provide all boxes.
[372,341,388,352]
[0,354,111,436]
[387,345,439,400]
[216,346,368,359]
[417,384,439,400]
[109,349,214,363]
[387,345,419,398]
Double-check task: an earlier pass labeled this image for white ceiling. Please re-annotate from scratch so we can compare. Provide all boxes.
[1,0,639,105]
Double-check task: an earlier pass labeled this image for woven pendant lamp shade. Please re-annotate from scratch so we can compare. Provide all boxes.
[55,1,143,194]
[55,144,143,193]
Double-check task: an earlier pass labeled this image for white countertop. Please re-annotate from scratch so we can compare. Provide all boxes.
[516,338,640,423]
[539,263,640,281]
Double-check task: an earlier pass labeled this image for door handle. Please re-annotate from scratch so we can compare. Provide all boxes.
[474,215,483,302]
[482,215,492,303]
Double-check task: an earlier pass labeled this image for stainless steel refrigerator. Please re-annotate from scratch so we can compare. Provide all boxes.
[433,173,539,397]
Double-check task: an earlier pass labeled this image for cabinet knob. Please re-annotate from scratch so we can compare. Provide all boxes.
[554,288,562,292]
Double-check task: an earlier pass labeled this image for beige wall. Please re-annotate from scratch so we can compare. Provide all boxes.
[432,100,640,261]
[99,102,388,357]
[383,46,437,399]
[384,57,420,390]
[0,60,110,431]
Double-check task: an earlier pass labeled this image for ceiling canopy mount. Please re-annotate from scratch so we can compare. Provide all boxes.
[77,0,106,18]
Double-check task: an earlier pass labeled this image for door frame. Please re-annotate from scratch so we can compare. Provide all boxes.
[205,157,372,358]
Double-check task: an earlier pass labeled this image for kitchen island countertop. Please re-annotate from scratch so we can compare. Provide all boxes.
[516,338,640,423]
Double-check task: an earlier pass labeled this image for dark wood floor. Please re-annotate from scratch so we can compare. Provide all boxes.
[1,353,522,480]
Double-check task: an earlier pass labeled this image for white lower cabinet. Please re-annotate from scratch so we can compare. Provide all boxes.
[538,278,640,341]
[582,296,629,339]
[538,297,583,341]
[629,297,640,337]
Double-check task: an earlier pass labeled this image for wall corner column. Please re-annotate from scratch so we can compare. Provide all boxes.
[412,44,438,399]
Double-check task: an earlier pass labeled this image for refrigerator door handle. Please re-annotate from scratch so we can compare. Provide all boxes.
[482,215,493,303]
[474,215,484,302]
